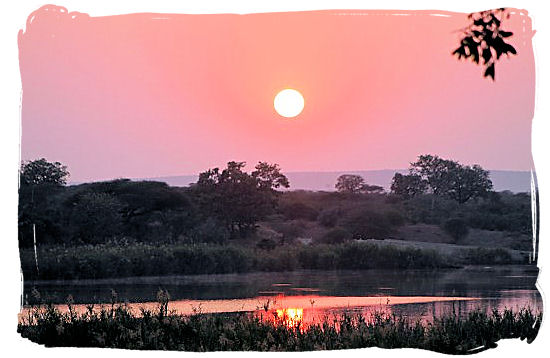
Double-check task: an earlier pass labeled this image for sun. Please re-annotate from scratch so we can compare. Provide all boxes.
[274,89,304,118]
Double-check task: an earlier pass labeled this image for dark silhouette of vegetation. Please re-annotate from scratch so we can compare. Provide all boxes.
[320,228,352,244]
[20,158,69,187]
[453,8,517,80]
[442,217,470,243]
[20,242,450,281]
[402,154,493,204]
[390,173,427,200]
[18,155,534,280]
[194,161,289,237]
[335,174,384,194]
[18,296,541,353]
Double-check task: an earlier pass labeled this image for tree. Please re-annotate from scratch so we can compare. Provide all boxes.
[409,154,493,204]
[20,158,69,186]
[335,174,365,194]
[390,173,428,199]
[68,192,123,244]
[252,162,290,190]
[194,161,289,237]
[453,8,517,80]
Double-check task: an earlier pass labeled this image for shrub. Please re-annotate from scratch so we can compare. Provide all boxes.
[385,210,405,227]
[280,202,319,221]
[341,208,394,240]
[319,228,352,244]
[442,218,469,242]
[191,218,230,244]
[317,208,340,228]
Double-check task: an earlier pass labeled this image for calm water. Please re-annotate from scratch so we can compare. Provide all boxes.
[22,265,542,325]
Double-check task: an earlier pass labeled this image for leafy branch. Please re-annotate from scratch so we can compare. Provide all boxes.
[453,8,517,80]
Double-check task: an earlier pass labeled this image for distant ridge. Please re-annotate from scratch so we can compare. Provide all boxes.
[142,169,533,193]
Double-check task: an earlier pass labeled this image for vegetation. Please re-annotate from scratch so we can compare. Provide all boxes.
[18,155,534,281]
[442,218,470,243]
[335,174,384,194]
[20,242,450,281]
[453,8,517,80]
[18,298,541,353]
[391,154,493,204]
[194,161,289,238]
[20,158,69,186]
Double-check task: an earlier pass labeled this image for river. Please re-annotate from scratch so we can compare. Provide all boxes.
[21,265,542,326]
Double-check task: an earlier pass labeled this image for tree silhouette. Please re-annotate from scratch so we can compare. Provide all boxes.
[453,8,517,80]
[20,158,69,186]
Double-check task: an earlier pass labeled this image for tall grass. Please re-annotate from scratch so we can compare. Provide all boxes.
[20,242,451,280]
[18,295,541,353]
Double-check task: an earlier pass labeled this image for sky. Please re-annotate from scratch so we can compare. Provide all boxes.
[18,6,535,182]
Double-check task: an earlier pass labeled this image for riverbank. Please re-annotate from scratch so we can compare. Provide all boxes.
[18,300,541,353]
[20,241,453,281]
[20,241,531,281]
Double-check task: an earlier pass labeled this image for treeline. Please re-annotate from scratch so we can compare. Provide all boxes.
[18,155,533,249]
[18,160,289,247]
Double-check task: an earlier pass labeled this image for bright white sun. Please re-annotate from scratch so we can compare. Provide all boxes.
[274,89,304,118]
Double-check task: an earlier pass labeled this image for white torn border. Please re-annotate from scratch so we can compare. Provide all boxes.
[3,2,549,358]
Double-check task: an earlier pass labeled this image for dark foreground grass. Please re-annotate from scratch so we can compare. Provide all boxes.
[21,241,451,280]
[18,300,541,354]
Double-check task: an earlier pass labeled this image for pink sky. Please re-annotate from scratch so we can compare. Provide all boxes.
[18,6,535,182]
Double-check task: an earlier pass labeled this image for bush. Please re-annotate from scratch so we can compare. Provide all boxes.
[319,228,352,244]
[385,210,405,227]
[191,218,230,244]
[269,220,306,239]
[442,218,469,242]
[317,208,340,228]
[341,208,395,240]
[279,202,319,221]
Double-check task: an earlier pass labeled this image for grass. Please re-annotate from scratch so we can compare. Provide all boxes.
[20,241,452,281]
[18,294,542,353]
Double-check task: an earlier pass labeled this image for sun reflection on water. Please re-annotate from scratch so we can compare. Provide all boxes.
[275,308,304,328]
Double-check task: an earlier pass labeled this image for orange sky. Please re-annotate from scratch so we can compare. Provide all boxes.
[19,6,535,182]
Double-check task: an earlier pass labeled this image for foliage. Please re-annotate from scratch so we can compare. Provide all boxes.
[390,173,427,199]
[453,8,517,80]
[68,192,123,244]
[442,218,470,242]
[335,174,366,194]
[194,161,289,237]
[18,299,541,353]
[190,218,230,244]
[335,175,385,194]
[317,208,341,227]
[279,202,319,221]
[409,154,493,204]
[20,158,69,186]
[20,242,452,281]
[340,207,398,240]
[319,228,352,244]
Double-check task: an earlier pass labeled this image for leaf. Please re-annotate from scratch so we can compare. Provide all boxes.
[452,46,466,59]
[499,30,513,38]
[482,48,492,64]
[484,63,495,80]
[502,42,517,55]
